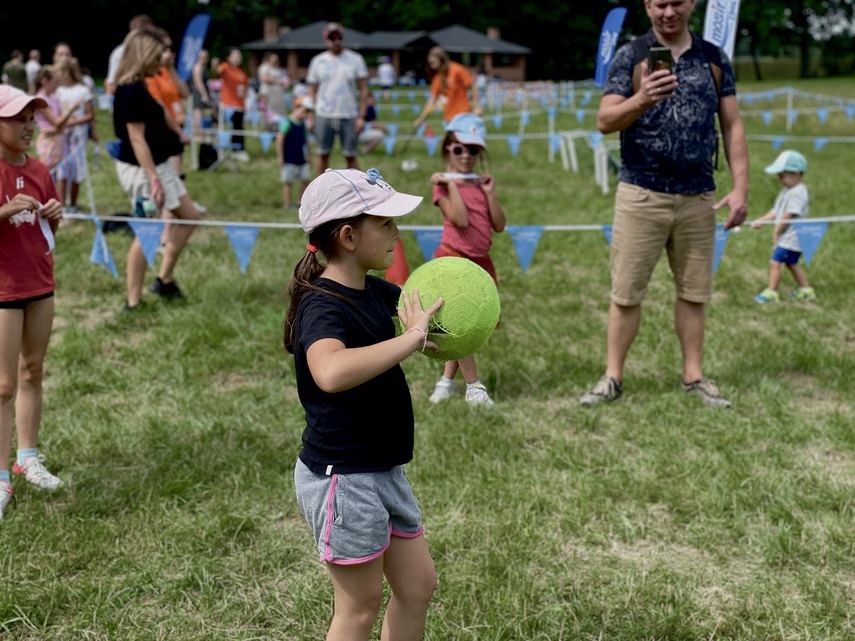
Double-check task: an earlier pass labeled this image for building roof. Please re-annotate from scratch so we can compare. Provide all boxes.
[242,22,530,55]
[430,25,531,54]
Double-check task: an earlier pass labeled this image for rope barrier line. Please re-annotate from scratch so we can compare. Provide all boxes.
[60,212,855,231]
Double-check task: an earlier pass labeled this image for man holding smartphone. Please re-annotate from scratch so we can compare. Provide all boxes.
[580,0,748,408]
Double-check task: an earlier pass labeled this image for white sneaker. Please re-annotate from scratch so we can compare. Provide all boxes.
[429,380,457,404]
[235,150,250,163]
[192,200,208,214]
[13,454,64,490]
[465,382,494,406]
[0,481,13,521]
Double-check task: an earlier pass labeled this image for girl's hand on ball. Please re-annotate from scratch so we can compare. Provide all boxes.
[399,289,444,353]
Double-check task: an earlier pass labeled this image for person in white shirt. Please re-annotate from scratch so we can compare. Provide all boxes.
[376,56,396,101]
[306,22,369,174]
[25,50,41,94]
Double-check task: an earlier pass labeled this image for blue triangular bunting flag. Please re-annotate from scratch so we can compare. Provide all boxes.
[713,225,729,273]
[549,134,561,153]
[796,221,828,266]
[384,136,396,155]
[414,229,443,262]
[576,109,585,122]
[493,114,503,130]
[416,123,426,137]
[89,226,118,278]
[817,107,828,124]
[581,91,592,106]
[814,138,828,151]
[412,104,420,114]
[762,111,772,126]
[508,226,543,273]
[846,105,855,121]
[224,224,261,273]
[788,111,798,125]
[391,91,398,101]
[424,136,438,156]
[128,220,166,267]
[520,111,530,126]
[392,105,400,116]
[408,91,415,101]
[506,135,521,156]
[602,224,613,246]
[217,131,230,148]
[548,106,556,119]
[387,122,399,138]
[259,131,274,153]
[772,137,785,151]
[589,132,603,148]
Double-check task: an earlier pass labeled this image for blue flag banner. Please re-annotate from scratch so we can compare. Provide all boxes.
[772,137,785,151]
[713,225,730,273]
[408,91,415,101]
[89,226,118,279]
[576,109,586,123]
[846,105,855,121]
[129,220,166,267]
[249,111,261,128]
[796,222,828,266]
[744,94,754,105]
[176,14,211,82]
[384,136,396,155]
[589,131,604,148]
[581,91,592,106]
[521,111,530,126]
[762,111,772,126]
[391,91,398,101]
[560,97,569,109]
[788,111,798,125]
[508,226,544,273]
[417,123,426,137]
[594,8,628,88]
[387,122,399,138]
[703,0,741,60]
[424,136,439,156]
[493,114,503,130]
[217,131,230,148]
[814,138,828,151]
[390,105,400,116]
[549,134,562,154]
[816,107,828,124]
[414,229,444,262]
[602,224,613,246]
[412,105,420,115]
[259,131,274,153]
[224,224,261,273]
[506,135,522,156]
[548,106,557,120]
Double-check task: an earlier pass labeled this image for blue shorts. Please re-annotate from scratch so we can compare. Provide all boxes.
[294,458,423,565]
[772,247,802,265]
[313,116,358,157]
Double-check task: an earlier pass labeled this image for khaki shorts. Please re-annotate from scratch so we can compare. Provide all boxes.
[610,182,716,306]
[114,159,187,212]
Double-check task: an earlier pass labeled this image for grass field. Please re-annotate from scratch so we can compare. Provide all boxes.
[2,77,855,640]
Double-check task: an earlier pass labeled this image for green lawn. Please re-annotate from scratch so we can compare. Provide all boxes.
[2,77,855,640]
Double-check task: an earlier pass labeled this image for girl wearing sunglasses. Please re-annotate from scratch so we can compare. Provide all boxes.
[428,113,506,406]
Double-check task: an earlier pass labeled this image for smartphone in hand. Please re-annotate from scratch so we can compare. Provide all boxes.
[648,46,673,73]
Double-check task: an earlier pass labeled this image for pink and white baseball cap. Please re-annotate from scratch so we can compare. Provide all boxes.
[299,168,423,234]
[0,85,47,118]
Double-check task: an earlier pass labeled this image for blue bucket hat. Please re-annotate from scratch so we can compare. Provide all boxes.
[445,113,487,148]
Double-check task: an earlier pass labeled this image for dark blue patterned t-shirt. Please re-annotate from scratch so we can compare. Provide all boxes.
[603,31,736,195]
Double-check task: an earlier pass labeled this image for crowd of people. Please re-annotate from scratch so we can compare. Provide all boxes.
[2,5,831,639]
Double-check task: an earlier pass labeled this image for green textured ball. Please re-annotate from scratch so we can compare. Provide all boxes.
[397,256,500,361]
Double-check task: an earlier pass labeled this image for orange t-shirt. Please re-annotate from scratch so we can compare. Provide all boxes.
[431,61,472,122]
[218,63,248,110]
[146,67,185,124]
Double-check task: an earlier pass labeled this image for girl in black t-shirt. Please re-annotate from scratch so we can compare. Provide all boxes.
[284,167,441,641]
[112,28,201,313]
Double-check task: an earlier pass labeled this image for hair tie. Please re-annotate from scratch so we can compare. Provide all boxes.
[306,244,319,254]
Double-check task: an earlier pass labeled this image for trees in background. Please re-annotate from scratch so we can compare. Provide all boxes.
[1,0,852,80]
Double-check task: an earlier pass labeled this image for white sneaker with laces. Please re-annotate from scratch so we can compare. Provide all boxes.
[12,454,64,490]
[0,481,13,521]
[429,379,457,404]
[465,382,494,406]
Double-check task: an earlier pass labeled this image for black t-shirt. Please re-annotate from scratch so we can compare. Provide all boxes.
[112,81,178,166]
[295,275,414,475]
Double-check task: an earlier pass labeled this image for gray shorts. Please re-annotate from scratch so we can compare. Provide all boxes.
[313,116,358,157]
[294,457,423,565]
[280,163,311,184]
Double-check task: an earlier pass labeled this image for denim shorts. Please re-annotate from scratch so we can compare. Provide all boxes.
[313,116,358,157]
[294,458,423,565]
[280,163,311,184]
[772,247,801,265]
